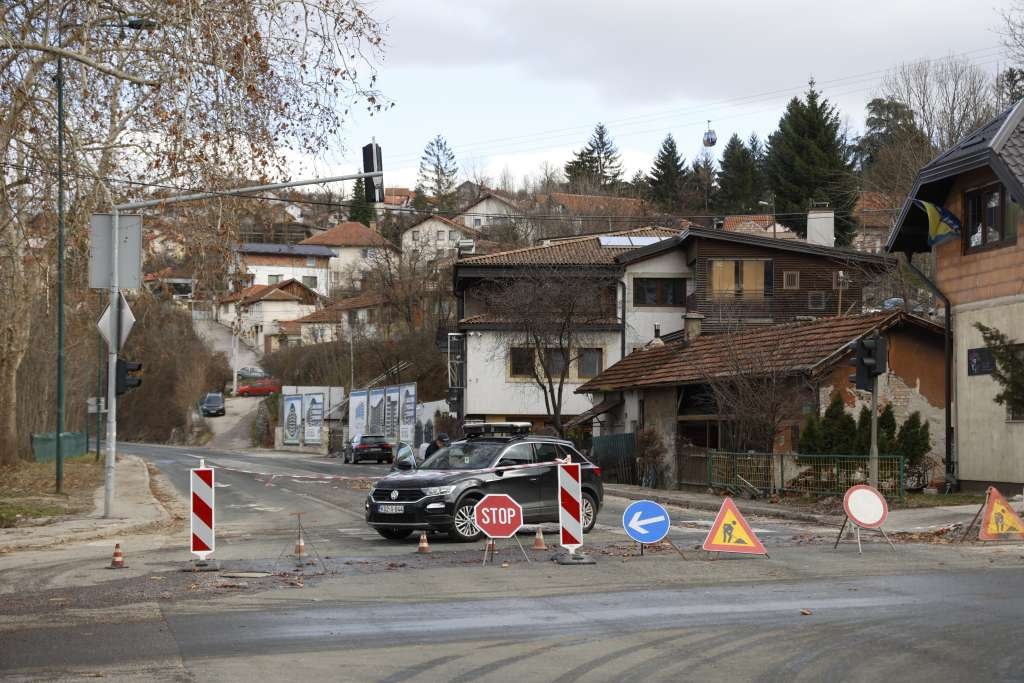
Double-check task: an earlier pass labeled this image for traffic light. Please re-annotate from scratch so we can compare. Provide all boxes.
[362,141,383,203]
[116,358,143,395]
[850,334,887,391]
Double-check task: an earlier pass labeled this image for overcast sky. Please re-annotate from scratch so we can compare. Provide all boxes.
[298,0,1014,192]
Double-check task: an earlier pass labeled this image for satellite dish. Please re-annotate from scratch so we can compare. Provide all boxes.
[703,120,717,147]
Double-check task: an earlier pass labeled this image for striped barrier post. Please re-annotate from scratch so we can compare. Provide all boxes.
[558,462,583,555]
[190,460,215,561]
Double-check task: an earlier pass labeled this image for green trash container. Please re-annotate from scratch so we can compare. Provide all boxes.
[31,432,88,462]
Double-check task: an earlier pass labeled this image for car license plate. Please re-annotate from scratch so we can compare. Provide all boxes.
[378,504,404,514]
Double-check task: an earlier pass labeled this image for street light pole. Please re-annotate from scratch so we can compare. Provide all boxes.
[55,40,66,493]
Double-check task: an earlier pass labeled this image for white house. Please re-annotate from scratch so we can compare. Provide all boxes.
[292,291,389,345]
[401,215,482,260]
[456,192,523,231]
[233,243,333,297]
[216,279,323,353]
[300,221,398,292]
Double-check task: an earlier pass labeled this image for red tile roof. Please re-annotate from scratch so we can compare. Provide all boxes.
[292,292,386,323]
[854,192,899,229]
[576,312,941,393]
[300,222,396,249]
[278,320,301,335]
[723,214,800,240]
[218,279,318,306]
[456,227,680,267]
[536,192,649,216]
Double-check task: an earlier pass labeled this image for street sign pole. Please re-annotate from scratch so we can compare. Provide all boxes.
[869,374,879,488]
[103,207,120,518]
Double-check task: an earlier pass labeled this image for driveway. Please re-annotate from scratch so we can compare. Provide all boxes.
[193,318,261,370]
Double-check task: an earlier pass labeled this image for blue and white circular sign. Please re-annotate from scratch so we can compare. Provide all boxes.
[622,500,671,544]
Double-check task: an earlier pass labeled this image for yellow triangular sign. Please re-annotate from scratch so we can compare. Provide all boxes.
[980,487,1024,541]
[702,497,767,555]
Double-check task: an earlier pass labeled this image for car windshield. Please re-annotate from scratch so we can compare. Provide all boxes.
[204,394,222,403]
[361,435,387,444]
[420,442,502,470]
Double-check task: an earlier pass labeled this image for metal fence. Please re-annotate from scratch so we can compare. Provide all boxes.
[590,432,639,485]
[706,451,905,501]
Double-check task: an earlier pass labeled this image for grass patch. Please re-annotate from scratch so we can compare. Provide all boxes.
[0,453,105,527]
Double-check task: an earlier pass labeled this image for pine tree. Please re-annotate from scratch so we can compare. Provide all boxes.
[564,147,599,193]
[764,80,857,244]
[716,134,761,214]
[821,393,857,454]
[798,413,823,454]
[348,176,374,227]
[855,406,872,455]
[412,186,429,212]
[565,123,623,192]
[878,404,897,454]
[647,134,686,211]
[686,151,717,213]
[975,322,1024,418]
[417,135,459,212]
[896,411,931,468]
[629,169,651,200]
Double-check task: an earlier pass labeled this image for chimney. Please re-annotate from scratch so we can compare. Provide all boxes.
[806,205,835,247]
[683,312,704,340]
[654,323,661,339]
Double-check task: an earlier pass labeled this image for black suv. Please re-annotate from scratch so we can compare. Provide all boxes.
[200,392,225,417]
[365,423,603,542]
[346,434,394,464]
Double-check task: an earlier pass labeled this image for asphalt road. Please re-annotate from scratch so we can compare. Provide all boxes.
[4,569,1022,680]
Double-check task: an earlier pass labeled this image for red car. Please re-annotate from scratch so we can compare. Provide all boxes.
[237,378,281,396]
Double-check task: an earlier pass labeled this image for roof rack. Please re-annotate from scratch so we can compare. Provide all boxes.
[463,422,532,439]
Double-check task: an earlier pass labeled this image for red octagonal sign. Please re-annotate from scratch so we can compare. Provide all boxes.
[474,494,523,538]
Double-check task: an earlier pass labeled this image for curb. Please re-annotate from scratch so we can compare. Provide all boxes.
[604,486,842,526]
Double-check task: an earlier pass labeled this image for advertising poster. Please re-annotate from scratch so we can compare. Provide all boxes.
[303,393,324,444]
[349,390,367,438]
[368,387,386,436]
[399,383,417,443]
[384,386,401,443]
[282,394,303,445]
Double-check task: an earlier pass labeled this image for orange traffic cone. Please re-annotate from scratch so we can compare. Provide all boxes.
[108,543,127,569]
[294,531,306,558]
[418,530,431,553]
[533,527,547,551]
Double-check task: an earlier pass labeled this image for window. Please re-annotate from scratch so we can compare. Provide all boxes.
[783,271,800,290]
[498,443,534,466]
[709,259,773,297]
[965,183,1017,251]
[347,310,357,326]
[412,230,420,240]
[578,348,603,379]
[305,256,316,267]
[534,443,561,462]
[808,291,826,310]
[633,278,686,306]
[436,230,445,240]
[833,270,850,290]
[473,218,482,227]
[267,274,282,285]
[509,348,535,378]
[302,276,317,289]
[543,348,569,376]
[448,230,456,240]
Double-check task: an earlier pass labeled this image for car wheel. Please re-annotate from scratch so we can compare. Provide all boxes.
[449,498,483,542]
[375,528,413,541]
[581,492,598,534]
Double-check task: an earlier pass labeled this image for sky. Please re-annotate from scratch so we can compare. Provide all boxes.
[294,0,1015,193]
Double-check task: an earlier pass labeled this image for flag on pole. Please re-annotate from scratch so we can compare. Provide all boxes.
[914,199,961,247]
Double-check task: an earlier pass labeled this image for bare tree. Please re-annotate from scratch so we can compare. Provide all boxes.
[478,267,620,436]
[0,1,386,463]
[880,55,997,151]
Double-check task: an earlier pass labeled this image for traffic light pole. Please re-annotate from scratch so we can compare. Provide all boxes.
[103,167,383,517]
[869,375,879,488]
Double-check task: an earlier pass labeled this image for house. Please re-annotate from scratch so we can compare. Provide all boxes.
[531,192,652,235]
[233,242,333,297]
[853,192,898,254]
[292,291,390,344]
[382,187,413,209]
[887,100,1024,490]
[456,192,523,231]
[216,279,323,353]
[575,312,946,480]
[299,221,398,292]
[143,266,195,300]
[452,221,890,428]
[722,214,801,241]
[401,215,483,260]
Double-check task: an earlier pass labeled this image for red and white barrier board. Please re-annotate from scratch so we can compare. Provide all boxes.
[558,463,583,553]
[190,463,215,560]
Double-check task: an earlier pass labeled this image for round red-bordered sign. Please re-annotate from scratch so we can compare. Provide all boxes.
[843,484,888,529]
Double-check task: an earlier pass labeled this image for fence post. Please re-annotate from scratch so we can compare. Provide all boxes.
[899,456,905,503]
[706,451,713,487]
[779,454,785,495]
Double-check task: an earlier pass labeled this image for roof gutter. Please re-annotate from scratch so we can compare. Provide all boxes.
[904,258,955,486]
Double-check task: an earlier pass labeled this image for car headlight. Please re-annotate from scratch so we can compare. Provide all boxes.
[423,486,455,497]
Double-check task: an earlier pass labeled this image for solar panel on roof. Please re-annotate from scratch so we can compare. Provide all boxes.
[628,236,668,246]
[598,236,634,247]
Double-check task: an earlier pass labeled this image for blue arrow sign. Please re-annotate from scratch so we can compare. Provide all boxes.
[622,500,671,544]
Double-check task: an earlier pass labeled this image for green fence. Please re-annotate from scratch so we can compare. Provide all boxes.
[31,432,88,462]
[707,451,905,501]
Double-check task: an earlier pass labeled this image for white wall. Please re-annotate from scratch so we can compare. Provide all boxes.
[299,311,379,345]
[243,300,316,350]
[464,330,622,418]
[402,218,474,257]
[458,197,520,230]
[246,263,330,297]
[326,246,385,291]
[623,250,692,349]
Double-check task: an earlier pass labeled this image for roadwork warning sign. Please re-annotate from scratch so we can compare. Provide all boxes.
[980,487,1024,541]
[702,497,767,555]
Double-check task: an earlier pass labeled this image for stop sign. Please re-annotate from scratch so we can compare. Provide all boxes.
[474,494,523,538]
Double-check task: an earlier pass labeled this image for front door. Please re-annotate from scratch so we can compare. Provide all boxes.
[492,443,542,522]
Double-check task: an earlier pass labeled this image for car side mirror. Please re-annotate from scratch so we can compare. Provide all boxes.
[395,455,415,471]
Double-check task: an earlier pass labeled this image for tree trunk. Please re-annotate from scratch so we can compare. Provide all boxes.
[0,323,29,465]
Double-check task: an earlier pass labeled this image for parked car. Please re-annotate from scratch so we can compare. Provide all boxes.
[237,366,268,380]
[236,378,281,396]
[200,392,225,417]
[365,422,604,542]
[347,434,394,464]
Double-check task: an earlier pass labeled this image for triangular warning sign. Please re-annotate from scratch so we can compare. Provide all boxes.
[702,497,767,555]
[980,487,1024,541]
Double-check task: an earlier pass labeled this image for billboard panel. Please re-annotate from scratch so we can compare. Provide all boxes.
[282,395,303,445]
[368,388,386,436]
[349,390,368,438]
[384,386,401,443]
[399,383,417,443]
[303,393,325,444]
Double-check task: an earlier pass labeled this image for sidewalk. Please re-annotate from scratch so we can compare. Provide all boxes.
[0,455,176,554]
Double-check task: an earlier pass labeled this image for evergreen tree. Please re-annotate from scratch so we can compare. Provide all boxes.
[797,413,823,454]
[348,176,374,227]
[765,80,857,244]
[878,404,897,454]
[417,135,459,212]
[716,134,762,213]
[821,393,857,454]
[854,97,929,172]
[975,322,1024,419]
[565,123,623,192]
[629,169,651,200]
[564,147,599,193]
[748,133,768,202]
[686,151,717,212]
[411,185,429,212]
[855,406,872,455]
[896,411,931,468]
[647,134,686,211]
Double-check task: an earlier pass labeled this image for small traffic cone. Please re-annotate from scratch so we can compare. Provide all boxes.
[108,543,127,569]
[294,531,306,558]
[418,530,431,553]
[533,527,547,551]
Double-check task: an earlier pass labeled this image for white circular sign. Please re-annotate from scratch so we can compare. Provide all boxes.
[843,485,888,529]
